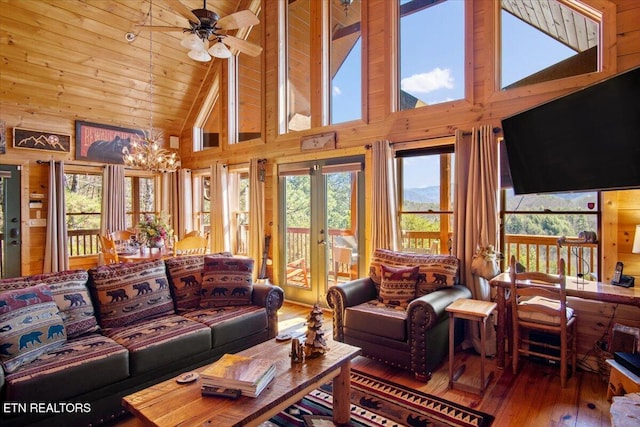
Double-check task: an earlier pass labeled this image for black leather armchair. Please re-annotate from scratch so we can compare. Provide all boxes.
[327,250,472,380]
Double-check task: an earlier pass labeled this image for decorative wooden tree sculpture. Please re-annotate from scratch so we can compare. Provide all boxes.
[304,304,327,358]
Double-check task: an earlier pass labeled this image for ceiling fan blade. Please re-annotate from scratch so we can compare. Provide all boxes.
[136,25,186,32]
[165,0,201,24]
[217,10,259,30]
[222,35,263,57]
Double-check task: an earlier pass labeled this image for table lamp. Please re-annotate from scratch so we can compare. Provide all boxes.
[633,225,640,254]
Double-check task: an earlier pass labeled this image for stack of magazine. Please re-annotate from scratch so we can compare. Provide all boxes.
[201,353,276,398]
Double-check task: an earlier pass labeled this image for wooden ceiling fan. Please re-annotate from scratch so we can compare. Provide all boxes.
[137,0,262,61]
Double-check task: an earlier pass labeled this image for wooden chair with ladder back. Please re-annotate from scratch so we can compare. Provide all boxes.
[509,255,577,387]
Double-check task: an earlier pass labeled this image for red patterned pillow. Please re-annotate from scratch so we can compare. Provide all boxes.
[88,260,174,329]
[370,249,459,296]
[0,270,98,339]
[200,257,254,308]
[165,255,205,312]
[0,284,67,373]
[378,264,419,307]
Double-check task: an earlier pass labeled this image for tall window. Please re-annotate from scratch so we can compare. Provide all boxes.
[398,0,465,110]
[500,0,600,89]
[397,146,455,253]
[502,190,599,278]
[330,0,362,124]
[229,168,250,255]
[64,172,102,256]
[284,0,312,132]
[125,176,156,228]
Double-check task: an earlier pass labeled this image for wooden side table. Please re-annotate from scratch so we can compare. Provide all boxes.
[446,298,497,396]
[606,359,640,401]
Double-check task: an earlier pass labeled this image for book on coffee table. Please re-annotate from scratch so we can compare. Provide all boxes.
[201,353,276,398]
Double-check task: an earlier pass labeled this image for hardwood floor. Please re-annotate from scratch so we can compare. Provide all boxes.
[115,301,613,427]
[279,301,612,427]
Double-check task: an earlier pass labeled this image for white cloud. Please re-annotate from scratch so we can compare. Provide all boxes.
[333,85,342,96]
[401,67,454,94]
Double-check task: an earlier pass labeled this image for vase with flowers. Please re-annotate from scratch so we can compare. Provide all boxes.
[137,214,173,250]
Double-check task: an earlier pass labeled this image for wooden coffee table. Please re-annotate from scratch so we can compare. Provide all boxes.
[122,339,361,426]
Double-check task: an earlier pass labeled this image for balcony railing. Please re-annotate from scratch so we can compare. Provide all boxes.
[63,226,599,278]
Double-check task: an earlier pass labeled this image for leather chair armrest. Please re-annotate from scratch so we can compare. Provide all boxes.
[407,285,473,330]
[252,282,285,338]
[326,277,378,342]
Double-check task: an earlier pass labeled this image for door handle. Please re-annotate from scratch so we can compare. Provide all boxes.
[318,239,326,245]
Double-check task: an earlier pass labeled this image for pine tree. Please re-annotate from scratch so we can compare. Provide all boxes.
[303,304,327,358]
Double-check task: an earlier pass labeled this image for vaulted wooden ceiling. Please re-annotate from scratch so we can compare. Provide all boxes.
[0,0,248,137]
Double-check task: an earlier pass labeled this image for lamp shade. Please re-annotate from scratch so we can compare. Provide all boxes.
[208,41,231,58]
[180,33,202,50]
[633,224,640,254]
[188,49,212,62]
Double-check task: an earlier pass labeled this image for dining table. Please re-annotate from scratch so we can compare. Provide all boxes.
[118,246,173,262]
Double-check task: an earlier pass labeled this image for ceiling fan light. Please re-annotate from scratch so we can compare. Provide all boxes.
[180,33,202,50]
[208,41,232,59]
[188,48,212,62]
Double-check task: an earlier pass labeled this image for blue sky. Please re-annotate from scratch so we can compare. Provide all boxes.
[331,1,581,188]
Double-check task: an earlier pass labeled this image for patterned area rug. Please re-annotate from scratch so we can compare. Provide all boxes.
[266,369,494,427]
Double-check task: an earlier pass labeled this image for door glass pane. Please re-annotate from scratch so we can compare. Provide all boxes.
[284,175,311,288]
[326,171,359,286]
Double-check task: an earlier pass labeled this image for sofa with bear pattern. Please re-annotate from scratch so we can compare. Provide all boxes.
[0,254,284,426]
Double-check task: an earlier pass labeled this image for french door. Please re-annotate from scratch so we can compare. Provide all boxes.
[0,165,21,278]
[278,157,364,306]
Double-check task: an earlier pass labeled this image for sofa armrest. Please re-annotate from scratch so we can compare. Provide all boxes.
[326,277,378,342]
[407,285,473,330]
[252,282,285,339]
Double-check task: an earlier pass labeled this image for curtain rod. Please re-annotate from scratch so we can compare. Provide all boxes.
[36,160,105,168]
[364,127,502,149]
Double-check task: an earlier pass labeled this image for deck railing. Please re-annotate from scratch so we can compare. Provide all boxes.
[63,227,599,277]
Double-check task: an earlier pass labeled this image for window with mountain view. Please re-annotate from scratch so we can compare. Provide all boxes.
[397,146,454,254]
[503,189,599,278]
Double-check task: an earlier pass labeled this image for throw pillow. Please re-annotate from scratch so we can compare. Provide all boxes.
[88,259,174,329]
[0,284,67,373]
[165,255,205,312]
[200,257,254,308]
[0,271,99,338]
[378,264,419,307]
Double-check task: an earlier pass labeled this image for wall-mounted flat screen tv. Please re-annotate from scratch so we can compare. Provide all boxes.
[502,67,640,195]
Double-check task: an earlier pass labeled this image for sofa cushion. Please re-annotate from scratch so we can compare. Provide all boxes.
[369,249,459,296]
[182,305,268,347]
[3,333,129,401]
[379,264,419,307]
[102,314,211,375]
[200,257,254,308]
[165,253,233,312]
[0,270,99,338]
[344,301,407,341]
[0,284,67,373]
[88,259,174,329]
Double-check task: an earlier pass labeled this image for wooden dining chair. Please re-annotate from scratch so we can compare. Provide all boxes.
[99,235,120,264]
[183,230,201,238]
[173,235,208,256]
[109,230,135,242]
[509,256,577,387]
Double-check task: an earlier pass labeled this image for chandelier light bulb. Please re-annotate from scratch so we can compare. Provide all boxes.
[188,48,212,62]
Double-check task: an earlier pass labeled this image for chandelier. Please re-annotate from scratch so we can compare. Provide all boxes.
[123,0,181,173]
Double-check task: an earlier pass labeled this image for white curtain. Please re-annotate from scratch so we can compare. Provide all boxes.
[161,172,177,238]
[210,163,231,253]
[100,165,126,235]
[454,125,500,355]
[249,159,265,281]
[176,169,193,239]
[44,160,68,273]
[370,140,400,252]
